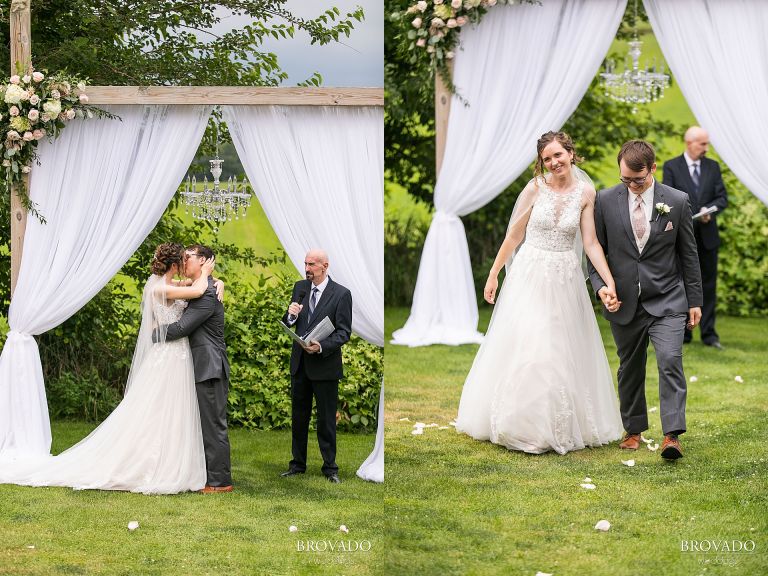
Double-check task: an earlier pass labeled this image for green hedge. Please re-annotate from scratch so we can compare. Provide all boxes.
[1,255,382,431]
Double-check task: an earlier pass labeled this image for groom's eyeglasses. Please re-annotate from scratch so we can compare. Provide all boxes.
[619,172,650,186]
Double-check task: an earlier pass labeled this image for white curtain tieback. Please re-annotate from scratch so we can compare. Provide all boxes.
[5,330,33,342]
[432,211,460,224]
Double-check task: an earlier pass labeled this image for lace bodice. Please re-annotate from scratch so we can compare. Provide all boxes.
[153,299,187,325]
[525,180,584,252]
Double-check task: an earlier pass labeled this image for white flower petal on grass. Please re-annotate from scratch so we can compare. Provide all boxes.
[127,521,139,531]
[398,417,411,422]
[621,459,635,467]
[26,545,35,549]
[649,406,657,413]
[289,525,298,533]
[426,423,439,428]
[413,422,426,429]
[580,483,596,490]
[438,426,450,430]
[535,572,553,576]
[689,376,698,383]
[339,525,349,534]
[735,375,744,383]
[583,477,592,483]
[641,435,653,444]
[411,428,424,435]
[449,421,457,427]
[647,443,659,452]
[594,520,611,531]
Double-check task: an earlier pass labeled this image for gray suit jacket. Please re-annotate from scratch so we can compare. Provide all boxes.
[588,181,703,326]
[165,276,231,383]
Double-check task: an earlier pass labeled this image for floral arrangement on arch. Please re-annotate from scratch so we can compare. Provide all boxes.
[1,66,116,221]
[392,0,539,88]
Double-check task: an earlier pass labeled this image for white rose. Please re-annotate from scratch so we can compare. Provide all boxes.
[451,0,462,7]
[79,93,89,104]
[27,109,39,122]
[412,17,423,28]
[21,165,31,173]
[43,99,62,116]
[9,106,19,117]
[4,84,27,104]
[22,75,31,84]
[65,108,76,120]
[446,51,455,59]
[29,94,40,105]
[51,89,60,99]
[77,81,86,91]
[32,71,44,82]
[417,0,428,11]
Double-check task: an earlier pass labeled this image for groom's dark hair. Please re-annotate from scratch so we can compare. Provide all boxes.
[187,244,215,259]
[618,140,656,172]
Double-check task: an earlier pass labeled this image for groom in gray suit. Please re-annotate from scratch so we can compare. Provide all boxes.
[164,244,232,491]
[589,140,702,460]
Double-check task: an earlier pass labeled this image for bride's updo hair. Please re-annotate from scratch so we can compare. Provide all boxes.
[151,242,184,275]
[534,131,584,184]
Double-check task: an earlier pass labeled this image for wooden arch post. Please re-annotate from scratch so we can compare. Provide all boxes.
[9,0,31,298]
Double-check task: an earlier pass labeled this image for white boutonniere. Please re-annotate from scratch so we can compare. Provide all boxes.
[655,202,672,215]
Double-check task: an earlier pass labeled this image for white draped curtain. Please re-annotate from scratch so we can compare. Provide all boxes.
[644,0,768,208]
[0,105,212,458]
[391,0,627,347]
[223,105,384,481]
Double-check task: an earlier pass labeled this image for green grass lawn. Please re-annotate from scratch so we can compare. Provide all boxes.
[384,307,768,575]
[0,425,381,575]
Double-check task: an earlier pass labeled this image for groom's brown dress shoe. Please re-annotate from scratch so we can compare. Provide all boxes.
[660,435,683,460]
[619,433,642,450]
[199,485,233,494]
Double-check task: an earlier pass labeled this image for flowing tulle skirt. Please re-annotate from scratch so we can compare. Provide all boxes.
[0,339,206,494]
[455,244,623,454]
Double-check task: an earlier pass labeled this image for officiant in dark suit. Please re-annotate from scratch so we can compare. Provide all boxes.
[281,249,352,483]
[663,127,728,349]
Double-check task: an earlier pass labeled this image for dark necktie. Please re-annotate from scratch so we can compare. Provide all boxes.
[308,287,319,321]
[691,163,700,197]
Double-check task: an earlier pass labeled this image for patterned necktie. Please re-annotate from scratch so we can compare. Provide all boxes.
[308,287,319,319]
[632,195,647,242]
[691,163,700,195]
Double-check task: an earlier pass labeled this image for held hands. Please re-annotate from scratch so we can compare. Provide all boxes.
[687,307,702,329]
[697,207,712,224]
[484,273,499,304]
[598,286,622,313]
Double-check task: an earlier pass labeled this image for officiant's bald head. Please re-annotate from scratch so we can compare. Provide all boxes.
[305,249,329,285]
[684,126,709,160]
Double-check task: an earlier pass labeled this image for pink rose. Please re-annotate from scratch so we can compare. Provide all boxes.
[9,106,19,117]
[488,0,497,5]
[434,0,444,4]
[28,109,39,122]
[452,0,462,7]
[6,130,20,140]
[32,71,44,82]
[33,129,44,140]
[79,93,89,104]
[29,94,40,105]
[412,17,423,28]
[432,17,445,27]
[22,131,34,141]
[65,108,76,120]
[9,75,20,84]
[51,89,60,99]
[417,0,428,11]
[416,38,427,47]
[447,18,458,28]
[456,15,468,25]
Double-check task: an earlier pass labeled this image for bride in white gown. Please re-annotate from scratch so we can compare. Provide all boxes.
[0,243,217,494]
[456,131,623,454]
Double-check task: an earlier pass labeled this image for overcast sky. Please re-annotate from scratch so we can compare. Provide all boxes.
[212,0,383,87]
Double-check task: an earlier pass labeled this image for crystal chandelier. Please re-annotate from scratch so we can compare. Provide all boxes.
[600,0,669,113]
[180,112,251,229]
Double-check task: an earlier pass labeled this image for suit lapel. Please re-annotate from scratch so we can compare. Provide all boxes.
[615,185,638,253]
[643,182,666,252]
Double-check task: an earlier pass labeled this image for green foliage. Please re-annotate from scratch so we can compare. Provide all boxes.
[384,181,432,306]
[717,168,768,316]
[225,264,382,432]
[46,368,122,422]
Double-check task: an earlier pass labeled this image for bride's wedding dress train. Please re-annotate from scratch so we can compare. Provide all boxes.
[0,298,205,494]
